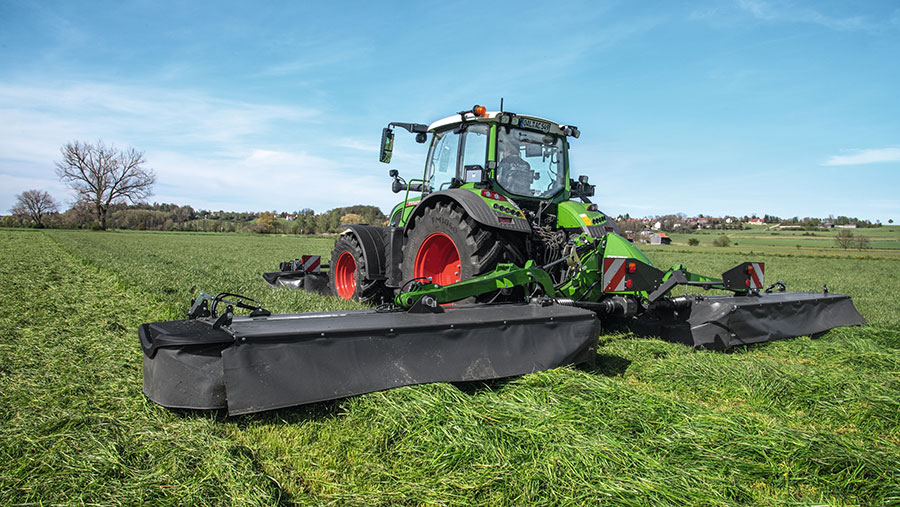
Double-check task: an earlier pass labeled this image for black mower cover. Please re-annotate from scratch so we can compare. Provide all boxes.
[631,291,866,349]
[140,302,599,415]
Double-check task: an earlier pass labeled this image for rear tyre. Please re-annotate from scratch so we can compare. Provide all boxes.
[330,234,388,302]
[402,201,526,298]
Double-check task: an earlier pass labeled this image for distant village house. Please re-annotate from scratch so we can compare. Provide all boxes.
[650,232,671,245]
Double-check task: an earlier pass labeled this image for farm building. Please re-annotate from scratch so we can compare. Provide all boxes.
[650,233,671,245]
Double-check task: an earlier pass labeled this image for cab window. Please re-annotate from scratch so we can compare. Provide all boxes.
[425,129,460,192]
[461,123,489,170]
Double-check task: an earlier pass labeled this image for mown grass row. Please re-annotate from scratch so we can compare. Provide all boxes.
[0,230,283,504]
[1,228,898,505]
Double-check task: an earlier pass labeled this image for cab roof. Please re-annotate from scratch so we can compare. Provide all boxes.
[427,111,568,137]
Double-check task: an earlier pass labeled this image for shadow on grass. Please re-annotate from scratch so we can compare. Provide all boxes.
[583,353,632,377]
[167,398,346,427]
[232,398,346,427]
[450,377,517,395]
[449,352,633,398]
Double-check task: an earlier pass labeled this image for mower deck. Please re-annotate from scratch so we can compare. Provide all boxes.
[631,291,866,349]
[141,301,599,415]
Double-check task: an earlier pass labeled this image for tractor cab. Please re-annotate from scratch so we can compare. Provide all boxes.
[382,106,590,226]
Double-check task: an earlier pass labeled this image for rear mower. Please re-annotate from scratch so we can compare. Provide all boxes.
[140,105,865,414]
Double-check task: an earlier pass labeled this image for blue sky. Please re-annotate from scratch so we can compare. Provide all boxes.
[1,0,898,221]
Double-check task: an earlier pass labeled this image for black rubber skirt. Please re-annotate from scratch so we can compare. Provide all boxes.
[140,302,599,415]
[631,291,866,350]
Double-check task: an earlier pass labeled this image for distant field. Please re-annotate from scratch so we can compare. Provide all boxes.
[1,228,898,505]
[663,225,900,252]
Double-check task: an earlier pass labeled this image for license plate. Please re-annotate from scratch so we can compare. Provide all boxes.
[519,118,551,132]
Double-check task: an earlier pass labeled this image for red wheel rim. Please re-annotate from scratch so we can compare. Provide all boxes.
[335,251,357,299]
[414,233,461,286]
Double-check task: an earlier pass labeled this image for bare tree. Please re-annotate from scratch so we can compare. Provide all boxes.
[855,235,870,251]
[55,140,156,230]
[10,189,58,228]
[834,229,854,250]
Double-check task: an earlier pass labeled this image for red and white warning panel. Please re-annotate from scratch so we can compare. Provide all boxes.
[746,262,764,289]
[603,257,630,292]
[300,255,321,273]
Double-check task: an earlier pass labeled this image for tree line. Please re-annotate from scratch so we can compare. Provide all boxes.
[4,139,386,234]
[3,139,892,235]
[2,199,386,234]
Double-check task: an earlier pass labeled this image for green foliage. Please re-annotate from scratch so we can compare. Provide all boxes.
[252,211,276,234]
[688,238,700,246]
[2,229,899,505]
[35,201,387,235]
[712,235,731,247]
[340,212,364,225]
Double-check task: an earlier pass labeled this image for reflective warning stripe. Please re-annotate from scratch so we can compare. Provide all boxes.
[301,255,321,273]
[603,257,627,292]
[748,262,764,289]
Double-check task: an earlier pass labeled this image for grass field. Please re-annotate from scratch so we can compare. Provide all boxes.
[664,226,900,253]
[1,228,899,505]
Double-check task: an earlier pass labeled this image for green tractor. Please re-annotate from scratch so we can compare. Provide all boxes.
[327,105,629,304]
[140,105,866,415]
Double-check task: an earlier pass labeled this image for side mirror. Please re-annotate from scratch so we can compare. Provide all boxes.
[415,132,427,143]
[380,128,394,164]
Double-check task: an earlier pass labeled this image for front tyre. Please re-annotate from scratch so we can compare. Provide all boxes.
[330,234,388,302]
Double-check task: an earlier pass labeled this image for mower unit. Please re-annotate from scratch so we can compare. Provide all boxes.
[140,105,865,414]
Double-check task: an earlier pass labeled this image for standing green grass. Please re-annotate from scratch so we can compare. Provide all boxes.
[1,229,898,505]
[0,230,286,504]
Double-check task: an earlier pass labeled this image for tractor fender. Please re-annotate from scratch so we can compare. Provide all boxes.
[339,224,388,280]
[405,189,530,234]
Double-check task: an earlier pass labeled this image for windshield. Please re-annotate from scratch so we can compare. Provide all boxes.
[496,127,566,198]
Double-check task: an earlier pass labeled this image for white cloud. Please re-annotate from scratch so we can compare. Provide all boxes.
[0,172,71,211]
[736,0,873,31]
[335,138,378,153]
[0,82,319,159]
[822,147,900,166]
[144,148,391,214]
[0,81,399,213]
[256,39,373,78]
